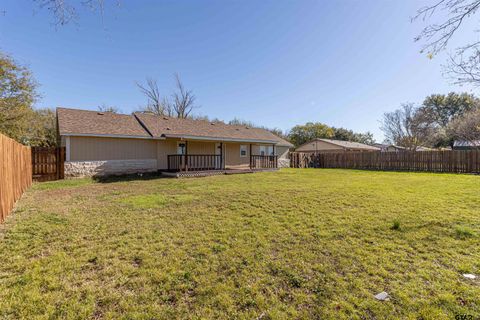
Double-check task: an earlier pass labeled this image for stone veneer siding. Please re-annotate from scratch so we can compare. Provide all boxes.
[65,159,157,177]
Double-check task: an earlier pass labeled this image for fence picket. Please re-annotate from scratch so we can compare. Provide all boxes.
[31,147,65,181]
[0,133,32,223]
[290,150,480,174]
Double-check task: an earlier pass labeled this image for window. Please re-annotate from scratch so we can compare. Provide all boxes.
[240,145,247,157]
[260,146,275,156]
[177,142,186,155]
[267,146,274,156]
[259,146,266,156]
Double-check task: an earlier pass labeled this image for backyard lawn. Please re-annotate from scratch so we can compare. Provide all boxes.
[0,169,479,319]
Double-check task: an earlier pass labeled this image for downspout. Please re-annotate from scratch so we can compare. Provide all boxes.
[65,136,71,162]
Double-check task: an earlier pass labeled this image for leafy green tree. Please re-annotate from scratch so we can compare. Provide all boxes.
[288,122,334,147]
[27,108,57,147]
[0,52,38,143]
[0,52,57,146]
[418,92,480,147]
[421,92,480,127]
[331,127,374,145]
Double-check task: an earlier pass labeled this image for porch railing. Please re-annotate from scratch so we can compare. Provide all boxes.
[250,155,278,169]
[167,154,224,171]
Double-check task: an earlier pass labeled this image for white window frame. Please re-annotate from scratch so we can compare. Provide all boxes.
[240,145,247,157]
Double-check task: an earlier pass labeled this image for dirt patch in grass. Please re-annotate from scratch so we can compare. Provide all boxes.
[119,194,198,209]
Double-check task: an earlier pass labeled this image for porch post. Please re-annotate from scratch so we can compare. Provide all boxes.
[273,144,276,168]
[220,142,223,169]
[185,140,188,172]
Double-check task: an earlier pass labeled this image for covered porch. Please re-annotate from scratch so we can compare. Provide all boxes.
[165,139,279,172]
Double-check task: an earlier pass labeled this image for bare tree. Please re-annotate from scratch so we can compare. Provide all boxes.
[97,104,120,113]
[171,73,197,119]
[136,74,197,118]
[448,107,480,144]
[444,51,480,85]
[34,0,120,26]
[381,103,436,150]
[136,78,173,116]
[413,0,480,86]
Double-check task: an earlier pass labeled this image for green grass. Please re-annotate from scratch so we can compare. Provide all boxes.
[0,169,479,319]
[455,225,476,239]
[31,177,94,191]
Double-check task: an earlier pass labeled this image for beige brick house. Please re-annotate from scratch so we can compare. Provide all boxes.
[57,108,293,177]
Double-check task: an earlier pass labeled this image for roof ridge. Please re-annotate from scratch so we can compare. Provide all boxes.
[133,113,154,138]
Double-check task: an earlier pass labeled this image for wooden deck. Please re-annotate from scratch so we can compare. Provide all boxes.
[160,168,278,178]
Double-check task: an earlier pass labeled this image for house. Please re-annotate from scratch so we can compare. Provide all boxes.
[371,143,403,152]
[372,143,433,152]
[57,108,293,177]
[295,138,380,153]
[453,140,480,150]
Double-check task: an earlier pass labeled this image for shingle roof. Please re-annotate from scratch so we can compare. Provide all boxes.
[57,108,151,138]
[56,107,293,147]
[319,139,380,150]
[296,138,380,151]
[134,112,293,146]
[453,140,480,147]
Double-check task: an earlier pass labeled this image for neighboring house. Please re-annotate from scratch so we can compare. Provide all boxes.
[453,140,480,150]
[372,143,433,152]
[57,108,293,177]
[295,138,380,153]
[371,143,403,152]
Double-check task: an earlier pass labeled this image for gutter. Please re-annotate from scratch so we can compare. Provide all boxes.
[61,133,166,140]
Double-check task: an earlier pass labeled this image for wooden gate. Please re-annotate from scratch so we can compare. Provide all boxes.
[31,147,66,181]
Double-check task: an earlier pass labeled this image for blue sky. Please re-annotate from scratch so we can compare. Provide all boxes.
[0,0,475,141]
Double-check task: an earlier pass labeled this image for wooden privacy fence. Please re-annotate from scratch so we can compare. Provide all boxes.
[0,133,32,223]
[31,147,65,182]
[290,150,480,173]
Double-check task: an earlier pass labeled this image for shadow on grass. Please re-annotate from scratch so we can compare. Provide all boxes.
[92,171,172,183]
